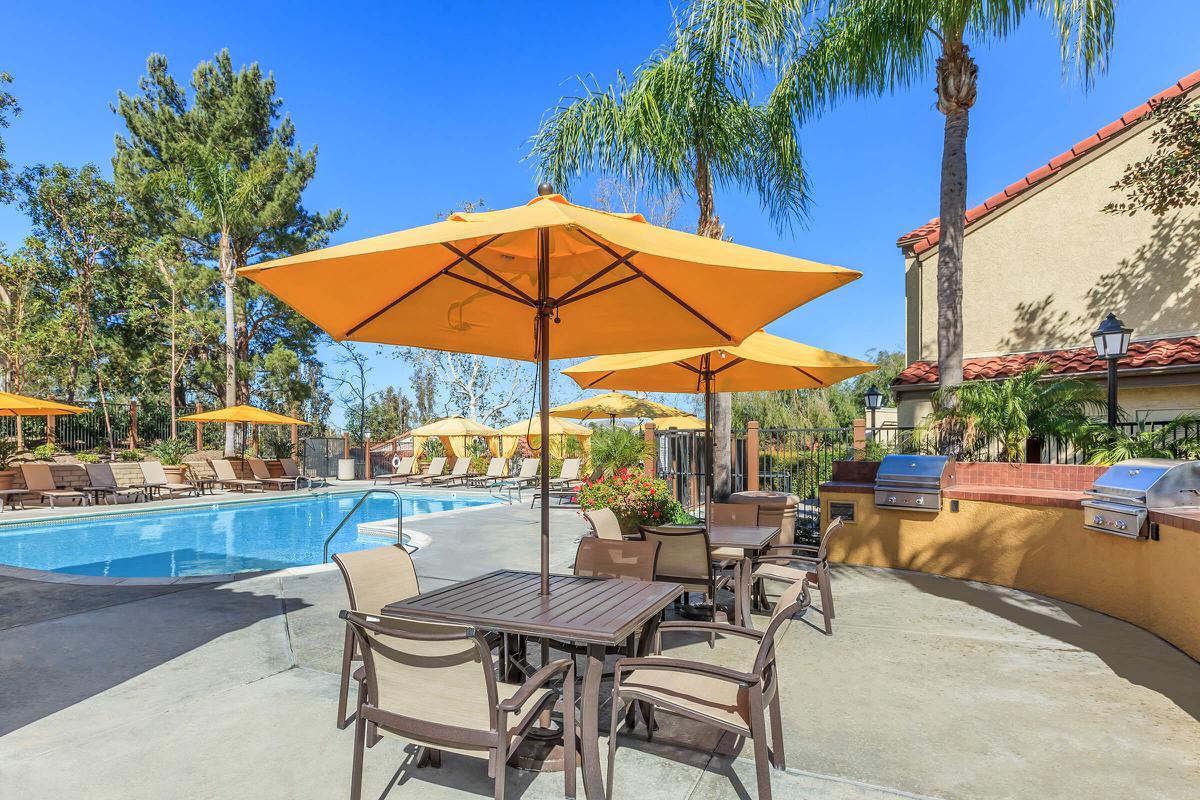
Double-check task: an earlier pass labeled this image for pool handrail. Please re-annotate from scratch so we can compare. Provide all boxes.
[322,489,405,563]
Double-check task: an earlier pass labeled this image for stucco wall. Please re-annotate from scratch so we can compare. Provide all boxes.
[905,112,1200,363]
[822,490,1200,661]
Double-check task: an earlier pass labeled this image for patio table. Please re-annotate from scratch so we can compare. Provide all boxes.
[384,569,683,800]
[706,523,780,628]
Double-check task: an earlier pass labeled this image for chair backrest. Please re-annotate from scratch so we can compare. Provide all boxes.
[754,578,811,674]
[140,461,168,484]
[247,458,272,480]
[558,458,580,481]
[638,525,713,585]
[85,463,117,489]
[279,457,300,477]
[211,459,237,481]
[708,502,760,527]
[485,457,506,477]
[424,456,446,476]
[816,516,844,562]
[449,458,472,476]
[343,611,499,733]
[584,507,625,541]
[573,538,659,582]
[20,463,56,491]
[333,543,420,614]
[388,456,413,475]
[517,459,539,479]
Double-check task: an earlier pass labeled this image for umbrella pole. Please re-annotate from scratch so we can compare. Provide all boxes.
[537,227,551,596]
[703,354,713,528]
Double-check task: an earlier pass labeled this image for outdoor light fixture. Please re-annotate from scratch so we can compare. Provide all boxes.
[1092,312,1132,427]
[864,385,884,430]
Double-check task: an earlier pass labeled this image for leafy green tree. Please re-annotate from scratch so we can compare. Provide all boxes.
[588,426,653,477]
[1104,97,1200,216]
[0,72,19,203]
[789,0,1116,450]
[345,386,414,442]
[531,0,811,499]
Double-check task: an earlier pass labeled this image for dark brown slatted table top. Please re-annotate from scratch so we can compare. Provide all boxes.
[706,524,780,550]
[383,570,683,646]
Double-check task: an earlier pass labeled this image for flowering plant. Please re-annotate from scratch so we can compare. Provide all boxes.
[576,467,683,530]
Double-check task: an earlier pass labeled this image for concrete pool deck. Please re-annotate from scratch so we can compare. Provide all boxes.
[1,503,1198,799]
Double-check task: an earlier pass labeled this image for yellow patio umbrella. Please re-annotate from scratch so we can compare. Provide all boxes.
[563,331,877,520]
[177,404,309,458]
[0,391,88,416]
[549,390,688,426]
[239,187,860,594]
[643,415,706,431]
[497,415,592,459]
[407,415,499,460]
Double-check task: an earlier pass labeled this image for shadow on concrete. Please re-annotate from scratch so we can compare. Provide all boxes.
[0,578,307,736]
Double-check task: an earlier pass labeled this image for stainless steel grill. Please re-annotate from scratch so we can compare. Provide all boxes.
[1082,458,1200,539]
[874,454,955,512]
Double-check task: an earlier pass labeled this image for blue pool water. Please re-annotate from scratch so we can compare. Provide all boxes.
[0,492,497,578]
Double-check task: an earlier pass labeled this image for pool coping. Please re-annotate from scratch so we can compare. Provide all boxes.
[0,486,511,586]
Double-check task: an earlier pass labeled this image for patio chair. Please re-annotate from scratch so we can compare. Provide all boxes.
[708,502,761,561]
[424,457,474,487]
[83,463,147,505]
[493,459,538,494]
[550,458,582,489]
[584,507,626,541]
[247,457,299,490]
[135,461,199,498]
[279,456,320,488]
[333,544,422,730]
[411,456,447,486]
[19,463,87,508]
[608,578,812,800]
[372,455,414,485]
[210,459,263,493]
[466,457,507,487]
[751,517,843,635]
[638,525,733,624]
[341,611,575,800]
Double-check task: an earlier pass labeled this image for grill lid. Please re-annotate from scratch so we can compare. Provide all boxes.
[1087,458,1200,509]
[876,454,954,486]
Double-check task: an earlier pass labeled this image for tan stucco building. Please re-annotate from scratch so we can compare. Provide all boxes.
[894,69,1200,427]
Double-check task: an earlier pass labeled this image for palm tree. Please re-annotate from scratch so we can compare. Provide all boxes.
[150,143,272,455]
[530,0,810,499]
[784,1,1116,453]
[588,426,654,477]
[1083,416,1200,465]
[923,361,1104,462]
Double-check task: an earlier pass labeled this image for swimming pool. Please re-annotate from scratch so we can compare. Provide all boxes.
[0,492,499,578]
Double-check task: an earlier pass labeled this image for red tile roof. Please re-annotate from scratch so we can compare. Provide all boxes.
[894,336,1200,387]
[897,69,1200,255]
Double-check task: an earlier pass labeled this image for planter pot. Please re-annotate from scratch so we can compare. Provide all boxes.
[161,464,187,483]
[0,470,14,491]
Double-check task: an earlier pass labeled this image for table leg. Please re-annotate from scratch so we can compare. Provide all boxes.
[736,557,754,629]
[579,643,606,800]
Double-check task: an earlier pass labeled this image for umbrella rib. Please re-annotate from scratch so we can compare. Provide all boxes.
[583,370,616,389]
[572,228,731,340]
[672,360,703,375]
[441,243,536,305]
[443,271,535,306]
[556,274,640,307]
[792,366,827,385]
[557,250,637,303]
[711,357,745,376]
[345,235,504,336]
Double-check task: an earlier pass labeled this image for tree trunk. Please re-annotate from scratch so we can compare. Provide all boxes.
[935,36,977,457]
[221,231,237,456]
[168,277,178,440]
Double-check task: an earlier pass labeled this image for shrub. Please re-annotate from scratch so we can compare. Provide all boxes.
[75,452,101,464]
[148,438,192,465]
[0,438,18,471]
[117,448,144,462]
[588,426,652,476]
[265,437,295,459]
[31,442,60,461]
[577,467,683,530]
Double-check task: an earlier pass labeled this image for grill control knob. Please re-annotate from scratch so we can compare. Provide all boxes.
[888,496,896,504]
[1093,515,1104,525]
[1115,519,1128,531]
[915,496,924,505]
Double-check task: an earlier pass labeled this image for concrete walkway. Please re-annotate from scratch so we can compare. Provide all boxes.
[2,504,1198,799]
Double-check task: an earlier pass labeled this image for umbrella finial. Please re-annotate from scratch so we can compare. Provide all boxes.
[537,182,555,197]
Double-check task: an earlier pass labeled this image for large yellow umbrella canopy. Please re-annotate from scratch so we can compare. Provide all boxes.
[497,415,592,459]
[0,391,88,417]
[177,404,309,426]
[238,188,860,594]
[549,391,687,423]
[408,415,499,459]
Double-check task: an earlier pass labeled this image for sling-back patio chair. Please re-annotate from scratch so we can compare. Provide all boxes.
[341,611,575,800]
[607,579,812,800]
[493,458,538,493]
[248,457,299,490]
[82,463,147,505]
[373,456,415,485]
[583,507,626,541]
[280,457,320,488]
[136,461,199,499]
[19,463,87,508]
[638,525,733,624]
[425,457,474,487]
[550,458,582,489]
[412,456,447,486]
[210,459,262,493]
[466,457,507,488]
[751,517,843,635]
[708,502,762,561]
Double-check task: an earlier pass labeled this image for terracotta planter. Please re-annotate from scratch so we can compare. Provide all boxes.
[0,470,14,491]
[161,464,187,483]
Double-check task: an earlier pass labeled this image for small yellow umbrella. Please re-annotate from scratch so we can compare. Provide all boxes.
[643,415,706,431]
[0,391,88,417]
[497,415,592,458]
[549,391,687,426]
[177,404,309,458]
[407,415,499,460]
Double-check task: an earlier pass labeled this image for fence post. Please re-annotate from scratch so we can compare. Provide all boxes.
[46,397,56,445]
[643,422,656,477]
[129,400,138,450]
[364,437,372,479]
[852,418,866,459]
[194,401,203,452]
[746,421,760,491]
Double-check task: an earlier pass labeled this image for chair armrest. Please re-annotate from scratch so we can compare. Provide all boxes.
[498,658,574,712]
[764,544,819,556]
[753,555,818,567]
[657,620,764,641]
[614,656,759,687]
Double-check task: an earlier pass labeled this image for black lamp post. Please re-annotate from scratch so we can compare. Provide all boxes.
[1092,312,1132,428]
[864,385,884,431]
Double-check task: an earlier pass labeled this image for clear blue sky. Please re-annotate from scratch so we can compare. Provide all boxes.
[2,2,1197,425]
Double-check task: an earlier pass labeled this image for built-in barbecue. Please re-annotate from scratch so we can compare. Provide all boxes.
[1082,458,1200,539]
[874,454,955,512]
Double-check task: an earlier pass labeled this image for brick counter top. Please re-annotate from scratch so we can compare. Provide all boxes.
[1152,507,1200,534]
[943,484,1086,509]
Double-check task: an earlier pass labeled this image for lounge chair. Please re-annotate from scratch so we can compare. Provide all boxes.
[20,463,87,508]
[248,457,299,490]
[372,456,414,485]
[137,461,199,498]
[466,457,507,487]
[280,457,321,488]
[333,544,422,730]
[408,456,446,486]
[751,516,843,635]
[493,459,538,496]
[341,611,574,800]
[423,457,473,486]
[608,579,810,800]
[82,463,147,505]
[210,459,263,493]
[550,457,582,489]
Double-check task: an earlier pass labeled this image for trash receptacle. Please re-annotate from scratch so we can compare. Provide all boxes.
[729,491,800,546]
[337,458,356,481]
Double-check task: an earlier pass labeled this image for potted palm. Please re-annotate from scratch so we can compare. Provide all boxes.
[0,438,18,490]
[148,438,193,482]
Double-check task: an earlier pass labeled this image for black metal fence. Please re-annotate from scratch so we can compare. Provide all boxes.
[0,400,218,452]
